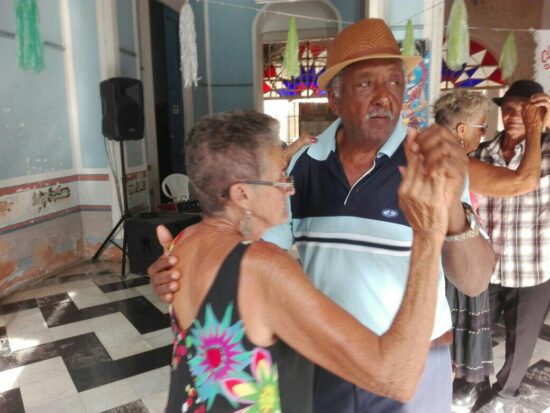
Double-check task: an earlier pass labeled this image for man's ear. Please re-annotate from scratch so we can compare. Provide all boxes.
[327,89,340,116]
[228,183,251,209]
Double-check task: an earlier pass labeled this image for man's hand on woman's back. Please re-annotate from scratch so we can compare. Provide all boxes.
[147,225,179,303]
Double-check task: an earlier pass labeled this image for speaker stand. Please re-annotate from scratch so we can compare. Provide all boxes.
[92,140,132,278]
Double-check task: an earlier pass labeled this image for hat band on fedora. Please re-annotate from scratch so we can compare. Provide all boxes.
[332,46,402,65]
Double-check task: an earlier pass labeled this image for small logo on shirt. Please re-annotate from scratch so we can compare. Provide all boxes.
[382,209,399,218]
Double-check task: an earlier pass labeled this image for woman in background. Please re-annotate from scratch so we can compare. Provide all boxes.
[433,89,543,408]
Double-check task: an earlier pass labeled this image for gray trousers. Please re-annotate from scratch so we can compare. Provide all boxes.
[313,345,452,413]
[489,278,550,398]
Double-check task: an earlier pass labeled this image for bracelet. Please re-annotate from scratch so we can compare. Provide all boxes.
[445,203,482,242]
[445,226,480,242]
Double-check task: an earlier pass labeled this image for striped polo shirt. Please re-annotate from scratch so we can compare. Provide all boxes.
[265,118,461,340]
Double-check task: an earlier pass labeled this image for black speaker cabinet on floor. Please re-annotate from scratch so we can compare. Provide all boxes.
[125,212,202,275]
[100,77,144,141]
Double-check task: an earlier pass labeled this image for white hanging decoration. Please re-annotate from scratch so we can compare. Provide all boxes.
[179,2,199,88]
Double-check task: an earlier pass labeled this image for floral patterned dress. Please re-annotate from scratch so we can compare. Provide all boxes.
[166,242,313,413]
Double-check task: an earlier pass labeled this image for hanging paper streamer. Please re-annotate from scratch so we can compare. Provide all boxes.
[403,19,416,56]
[179,2,199,88]
[282,17,300,79]
[499,32,517,80]
[15,0,44,72]
[446,0,469,71]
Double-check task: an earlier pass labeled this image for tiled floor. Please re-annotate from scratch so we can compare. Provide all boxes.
[452,314,550,413]
[0,260,548,412]
[0,261,171,413]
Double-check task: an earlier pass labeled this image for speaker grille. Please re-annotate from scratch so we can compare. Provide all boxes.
[100,77,144,141]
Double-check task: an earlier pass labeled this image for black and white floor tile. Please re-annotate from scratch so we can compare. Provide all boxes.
[0,261,172,412]
[0,261,549,412]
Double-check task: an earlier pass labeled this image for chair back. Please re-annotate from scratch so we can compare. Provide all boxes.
[162,173,190,202]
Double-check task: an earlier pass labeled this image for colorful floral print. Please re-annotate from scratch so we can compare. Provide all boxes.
[221,348,281,413]
[171,329,187,370]
[187,303,253,409]
[170,302,282,412]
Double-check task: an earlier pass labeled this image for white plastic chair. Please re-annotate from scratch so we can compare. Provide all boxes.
[162,173,190,205]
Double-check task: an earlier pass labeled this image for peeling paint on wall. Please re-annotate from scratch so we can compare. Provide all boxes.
[32,184,71,211]
[0,260,17,280]
[0,200,14,215]
[127,177,147,195]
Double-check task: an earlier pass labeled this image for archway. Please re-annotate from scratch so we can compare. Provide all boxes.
[252,1,340,143]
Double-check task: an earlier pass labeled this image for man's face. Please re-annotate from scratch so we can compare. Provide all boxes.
[501,97,528,139]
[328,58,406,145]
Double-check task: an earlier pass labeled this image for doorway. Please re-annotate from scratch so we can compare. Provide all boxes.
[149,0,185,203]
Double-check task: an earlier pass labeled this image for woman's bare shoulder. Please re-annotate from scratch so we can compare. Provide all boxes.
[246,240,295,262]
[242,240,303,283]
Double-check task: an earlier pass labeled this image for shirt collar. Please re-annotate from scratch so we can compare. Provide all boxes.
[378,118,408,158]
[486,131,525,157]
[306,116,408,161]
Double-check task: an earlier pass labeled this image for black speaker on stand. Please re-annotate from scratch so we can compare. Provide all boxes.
[92,77,144,278]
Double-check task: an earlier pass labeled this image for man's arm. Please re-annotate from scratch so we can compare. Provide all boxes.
[469,96,547,197]
[442,202,495,296]
[415,125,495,296]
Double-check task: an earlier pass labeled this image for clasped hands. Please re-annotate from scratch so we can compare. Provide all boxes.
[398,126,465,239]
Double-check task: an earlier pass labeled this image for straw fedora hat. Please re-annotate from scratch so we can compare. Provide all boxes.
[317,18,422,90]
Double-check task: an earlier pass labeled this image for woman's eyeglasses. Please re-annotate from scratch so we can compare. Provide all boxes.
[468,123,488,134]
[241,175,294,190]
[220,175,294,197]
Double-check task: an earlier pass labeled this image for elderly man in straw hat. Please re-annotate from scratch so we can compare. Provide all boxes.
[149,18,495,412]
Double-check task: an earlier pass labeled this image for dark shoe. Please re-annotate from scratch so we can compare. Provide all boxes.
[453,382,478,408]
[475,395,517,413]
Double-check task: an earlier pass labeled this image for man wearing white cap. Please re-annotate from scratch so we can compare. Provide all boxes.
[149,18,495,412]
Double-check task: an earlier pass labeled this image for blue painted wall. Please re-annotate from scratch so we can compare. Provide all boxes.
[207,0,256,113]
[68,0,106,169]
[191,0,364,120]
[191,0,209,122]
[0,0,73,179]
[116,0,144,169]
[387,0,425,40]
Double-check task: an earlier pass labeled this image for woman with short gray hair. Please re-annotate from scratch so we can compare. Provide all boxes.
[165,111,451,412]
[434,89,543,408]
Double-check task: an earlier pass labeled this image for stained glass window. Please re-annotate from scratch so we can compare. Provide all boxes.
[263,40,330,99]
[441,39,505,89]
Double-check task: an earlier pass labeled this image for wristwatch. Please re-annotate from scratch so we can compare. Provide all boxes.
[445,203,482,242]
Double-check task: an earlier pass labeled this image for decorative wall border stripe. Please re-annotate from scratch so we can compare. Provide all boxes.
[0,174,110,196]
[0,205,111,235]
[126,170,147,181]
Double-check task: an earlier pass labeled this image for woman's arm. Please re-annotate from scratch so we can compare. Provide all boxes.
[242,137,447,402]
[244,234,442,402]
[469,99,545,197]
[282,132,317,164]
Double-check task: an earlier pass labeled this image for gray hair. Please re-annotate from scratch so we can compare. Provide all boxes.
[185,111,280,216]
[328,72,342,98]
[433,90,490,128]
